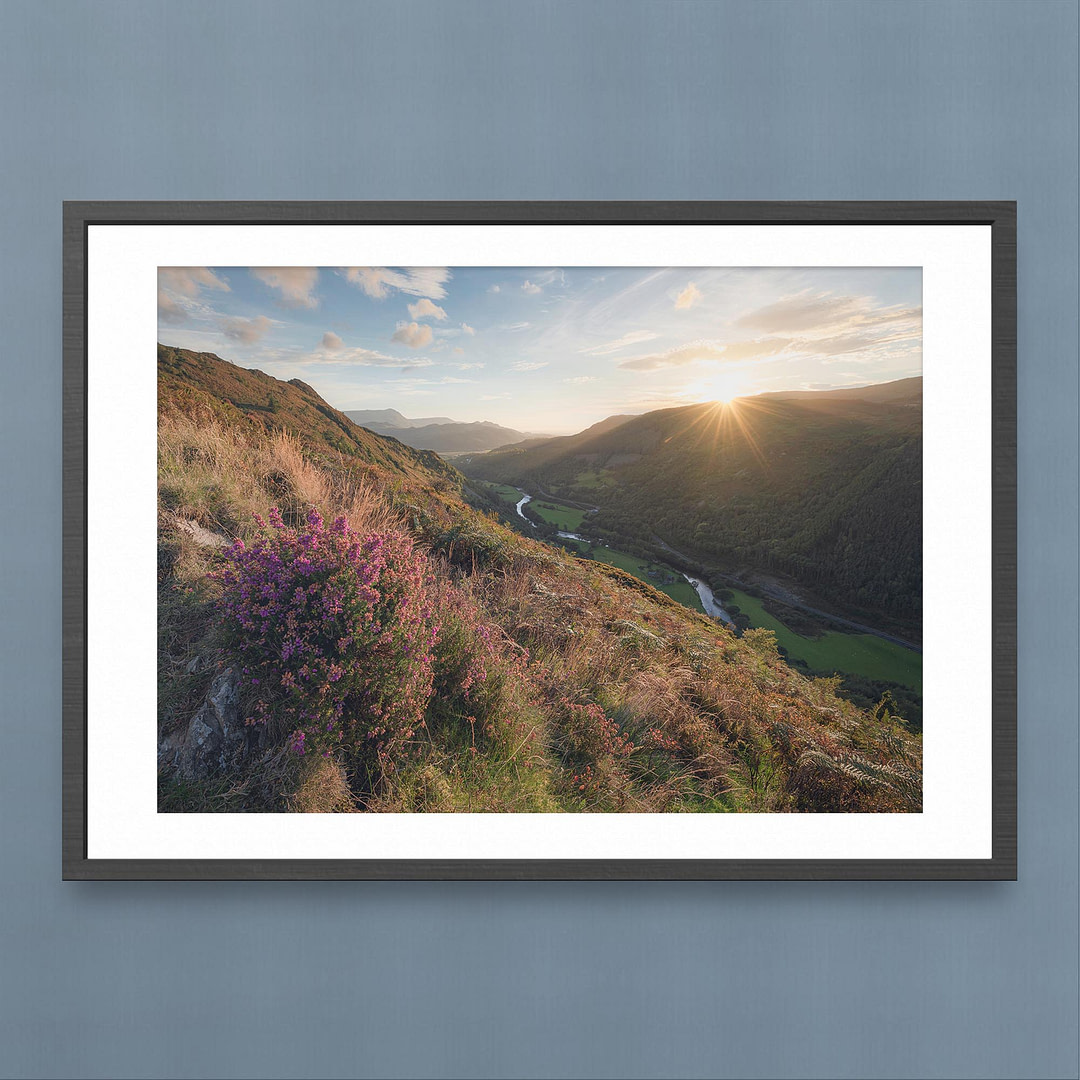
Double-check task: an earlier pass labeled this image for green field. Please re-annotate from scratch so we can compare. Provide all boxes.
[488,483,523,505]
[573,469,614,491]
[565,541,704,613]
[725,588,922,691]
[530,500,586,531]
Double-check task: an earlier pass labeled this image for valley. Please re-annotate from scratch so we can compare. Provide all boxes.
[464,382,923,725]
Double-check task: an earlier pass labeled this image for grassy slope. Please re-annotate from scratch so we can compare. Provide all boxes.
[157,347,922,815]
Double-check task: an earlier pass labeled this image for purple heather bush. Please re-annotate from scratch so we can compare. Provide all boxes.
[216,507,439,773]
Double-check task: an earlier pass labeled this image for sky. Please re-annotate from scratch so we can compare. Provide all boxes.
[158,265,921,434]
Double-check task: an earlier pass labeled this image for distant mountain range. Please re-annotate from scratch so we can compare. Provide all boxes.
[344,409,551,453]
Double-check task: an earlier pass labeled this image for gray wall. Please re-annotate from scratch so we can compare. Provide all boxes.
[1,3,1076,1078]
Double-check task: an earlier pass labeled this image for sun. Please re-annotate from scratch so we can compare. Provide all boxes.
[688,371,751,405]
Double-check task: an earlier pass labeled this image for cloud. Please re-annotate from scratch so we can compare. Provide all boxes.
[618,337,791,371]
[481,393,509,401]
[735,290,868,333]
[159,266,229,298]
[731,291,922,364]
[501,322,531,332]
[460,322,476,335]
[674,282,701,310]
[321,331,344,351]
[565,376,598,384]
[521,280,543,295]
[488,284,501,294]
[220,315,273,344]
[158,266,230,322]
[391,321,435,348]
[458,361,484,370]
[343,267,450,300]
[718,338,793,362]
[511,360,548,372]
[407,298,447,321]
[452,346,465,356]
[305,345,433,368]
[250,267,319,309]
[581,329,660,356]
[533,268,566,288]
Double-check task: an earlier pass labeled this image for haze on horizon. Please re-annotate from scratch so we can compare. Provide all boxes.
[158,264,922,435]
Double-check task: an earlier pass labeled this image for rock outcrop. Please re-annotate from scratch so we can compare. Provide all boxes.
[158,667,247,779]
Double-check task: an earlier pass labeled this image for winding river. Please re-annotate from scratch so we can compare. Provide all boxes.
[515,491,535,527]
[683,575,733,622]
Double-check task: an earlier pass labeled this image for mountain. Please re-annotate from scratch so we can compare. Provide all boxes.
[345,408,457,429]
[467,413,638,463]
[157,347,921,815]
[157,344,460,484]
[461,379,922,630]
[765,377,922,405]
[344,409,548,452]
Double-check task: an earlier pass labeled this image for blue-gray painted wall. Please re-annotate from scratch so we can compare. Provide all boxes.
[1,3,1076,1077]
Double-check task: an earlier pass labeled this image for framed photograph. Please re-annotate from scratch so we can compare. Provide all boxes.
[63,201,1015,880]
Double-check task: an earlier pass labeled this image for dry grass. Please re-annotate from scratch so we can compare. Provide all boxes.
[288,756,359,813]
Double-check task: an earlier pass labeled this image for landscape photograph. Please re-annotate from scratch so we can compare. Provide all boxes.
[157,263,923,814]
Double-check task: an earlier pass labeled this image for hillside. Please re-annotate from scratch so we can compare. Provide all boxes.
[157,350,921,815]
[159,344,461,485]
[461,381,922,632]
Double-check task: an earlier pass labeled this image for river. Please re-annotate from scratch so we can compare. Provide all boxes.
[557,530,732,624]
[515,491,535,527]
[683,575,733,622]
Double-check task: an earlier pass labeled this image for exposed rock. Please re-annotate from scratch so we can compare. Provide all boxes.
[176,517,228,549]
[159,667,248,780]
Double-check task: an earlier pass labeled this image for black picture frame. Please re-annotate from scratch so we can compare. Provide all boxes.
[63,200,1016,881]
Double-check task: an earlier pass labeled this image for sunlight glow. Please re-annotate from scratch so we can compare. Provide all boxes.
[684,370,752,405]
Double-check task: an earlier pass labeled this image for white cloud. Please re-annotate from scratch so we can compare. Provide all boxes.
[304,345,433,368]
[533,268,566,288]
[158,266,230,322]
[452,346,465,356]
[250,267,320,309]
[220,315,273,344]
[521,280,543,295]
[407,298,447,321]
[343,267,450,300]
[321,331,344,351]
[564,376,598,384]
[618,338,793,372]
[735,290,865,333]
[391,321,435,348]
[511,360,548,372]
[159,266,229,298]
[674,282,701,310]
[461,322,476,335]
[458,361,484,371]
[481,393,509,401]
[581,329,660,356]
[488,284,501,294]
[501,322,531,332]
